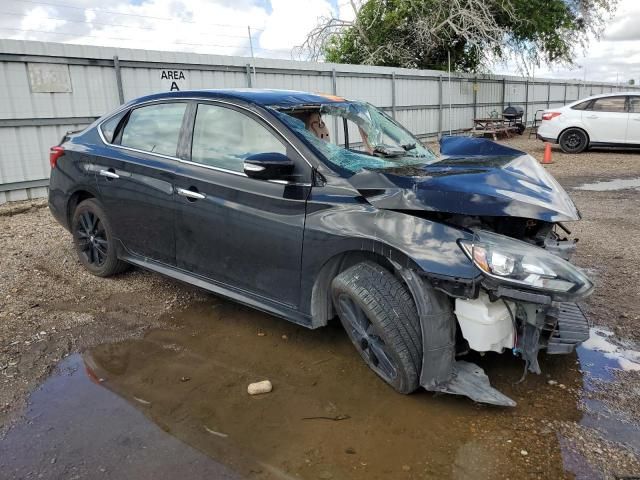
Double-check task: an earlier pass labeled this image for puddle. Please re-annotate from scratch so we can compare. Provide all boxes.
[575,177,640,191]
[2,300,640,479]
[571,329,640,458]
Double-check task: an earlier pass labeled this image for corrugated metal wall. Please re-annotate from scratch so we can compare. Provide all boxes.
[1,38,636,203]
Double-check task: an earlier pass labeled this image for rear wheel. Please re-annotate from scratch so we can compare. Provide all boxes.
[559,128,588,153]
[331,262,422,394]
[72,198,129,277]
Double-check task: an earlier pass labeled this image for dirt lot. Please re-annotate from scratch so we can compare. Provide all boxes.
[1,134,640,479]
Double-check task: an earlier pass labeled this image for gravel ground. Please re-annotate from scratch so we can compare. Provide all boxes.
[1,133,639,478]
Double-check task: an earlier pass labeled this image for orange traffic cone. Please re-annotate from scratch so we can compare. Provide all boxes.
[542,142,554,165]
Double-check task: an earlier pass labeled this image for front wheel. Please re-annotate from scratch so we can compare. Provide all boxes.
[331,262,422,394]
[72,198,129,277]
[559,128,588,153]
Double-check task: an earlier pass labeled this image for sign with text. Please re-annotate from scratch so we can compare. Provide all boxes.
[160,69,188,92]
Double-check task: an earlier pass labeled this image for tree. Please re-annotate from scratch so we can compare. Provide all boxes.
[298,0,617,73]
[629,79,636,86]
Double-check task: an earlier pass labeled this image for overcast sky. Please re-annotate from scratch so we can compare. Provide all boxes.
[1,0,638,83]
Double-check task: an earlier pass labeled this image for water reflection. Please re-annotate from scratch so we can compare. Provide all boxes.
[1,300,600,479]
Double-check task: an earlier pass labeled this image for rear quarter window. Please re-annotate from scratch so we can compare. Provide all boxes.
[99,111,126,143]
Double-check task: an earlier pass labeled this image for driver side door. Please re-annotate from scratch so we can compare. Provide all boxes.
[173,101,311,308]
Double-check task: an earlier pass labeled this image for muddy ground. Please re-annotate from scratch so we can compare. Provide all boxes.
[1,134,640,479]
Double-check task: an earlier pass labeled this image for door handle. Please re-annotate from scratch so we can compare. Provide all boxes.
[586,115,598,119]
[633,118,640,121]
[99,169,119,179]
[176,187,205,200]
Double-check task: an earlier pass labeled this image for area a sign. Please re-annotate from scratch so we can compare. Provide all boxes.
[160,70,188,92]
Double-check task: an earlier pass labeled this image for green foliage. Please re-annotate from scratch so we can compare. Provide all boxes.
[321,0,616,72]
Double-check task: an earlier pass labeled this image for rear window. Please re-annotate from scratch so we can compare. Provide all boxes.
[629,96,640,113]
[119,103,187,156]
[589,96,626,113]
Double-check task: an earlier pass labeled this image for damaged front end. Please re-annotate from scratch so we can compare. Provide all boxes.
[400,225,593,407]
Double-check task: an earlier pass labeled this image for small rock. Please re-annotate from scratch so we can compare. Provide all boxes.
[281,334,288,340]
[50,457,56,464]
[548,380,558,385]
[345,447,356,455]
[257,331,266,337]
[180,376,191,382]
[559,384,566,389]
[247,380,272,395]
[520,450,528,456]
[402,465,411,471]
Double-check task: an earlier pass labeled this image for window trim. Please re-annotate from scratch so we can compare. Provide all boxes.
[97,97,314,174]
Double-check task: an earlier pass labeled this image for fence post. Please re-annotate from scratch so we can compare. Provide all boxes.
[501,77,506,111]
[547,81,551,108]
[332,68,339,141]
[524,79,529,126]
[438,75,443,138]
[473,75,478,120]
[113,56,124,104]
[245,64,253,88]
[563,83,567,104]
[391,72,397,119]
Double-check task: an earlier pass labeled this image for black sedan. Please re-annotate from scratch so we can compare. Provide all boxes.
[48,89,593,406]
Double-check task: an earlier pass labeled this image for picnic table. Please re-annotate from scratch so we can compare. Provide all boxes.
[466,116,520,141]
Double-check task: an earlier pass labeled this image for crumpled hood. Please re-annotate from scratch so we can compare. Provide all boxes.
[348,136,580,222]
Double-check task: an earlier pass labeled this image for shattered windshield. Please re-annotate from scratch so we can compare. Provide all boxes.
[272,101,438,174]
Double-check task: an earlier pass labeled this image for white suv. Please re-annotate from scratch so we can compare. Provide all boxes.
[537,92,640,153]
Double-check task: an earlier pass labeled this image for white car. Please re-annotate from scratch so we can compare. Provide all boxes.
[537,92,640,153]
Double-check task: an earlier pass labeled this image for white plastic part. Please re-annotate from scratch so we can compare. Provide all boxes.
[455,291,515,353]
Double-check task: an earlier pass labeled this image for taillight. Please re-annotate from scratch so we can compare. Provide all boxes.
[49,146,65,168]
[542,112,562,121]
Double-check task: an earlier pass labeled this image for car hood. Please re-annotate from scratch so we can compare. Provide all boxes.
[348,136,580,222]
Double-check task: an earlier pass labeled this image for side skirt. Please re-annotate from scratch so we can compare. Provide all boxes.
[120,253,314,329]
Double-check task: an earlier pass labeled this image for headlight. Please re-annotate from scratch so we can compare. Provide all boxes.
[459,230,593,299]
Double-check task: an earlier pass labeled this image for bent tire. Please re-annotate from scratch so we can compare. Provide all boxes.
[72,198,129,277]
[559,128,588,153]
[331,262,422,394]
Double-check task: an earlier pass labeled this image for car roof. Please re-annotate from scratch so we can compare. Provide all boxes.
[129,89,347,108]
[573,91,640,102]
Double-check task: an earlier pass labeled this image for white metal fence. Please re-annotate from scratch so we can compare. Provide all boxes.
[1,38,636,203]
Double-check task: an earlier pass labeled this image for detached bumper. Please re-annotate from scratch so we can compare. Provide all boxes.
[542,302,590,354]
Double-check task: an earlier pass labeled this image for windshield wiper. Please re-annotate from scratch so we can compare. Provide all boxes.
[401,142,416,151]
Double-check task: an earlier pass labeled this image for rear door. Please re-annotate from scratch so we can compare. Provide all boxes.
[173,101,310,307]
[627,96,640,144]
[94,101,187,265]
[581,96,629,144]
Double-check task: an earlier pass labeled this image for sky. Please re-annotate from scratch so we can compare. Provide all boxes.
[0,0,638,83]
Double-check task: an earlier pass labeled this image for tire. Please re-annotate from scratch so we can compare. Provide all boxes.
[71,198,129,277]
[559,128,588,153]
[515,122,526,135]
[331,262,422,394]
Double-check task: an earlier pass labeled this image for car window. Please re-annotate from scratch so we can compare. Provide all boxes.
[120,103,187,156]
[629,96,640,113]
[100,111,126,143]
[571,100,591,110]
[588,96,626,113]
[191,103,286,172]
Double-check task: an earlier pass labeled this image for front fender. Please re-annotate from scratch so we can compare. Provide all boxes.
[300,191,478,316]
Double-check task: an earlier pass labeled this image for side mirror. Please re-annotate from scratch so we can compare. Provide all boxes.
[243,152,294,180]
